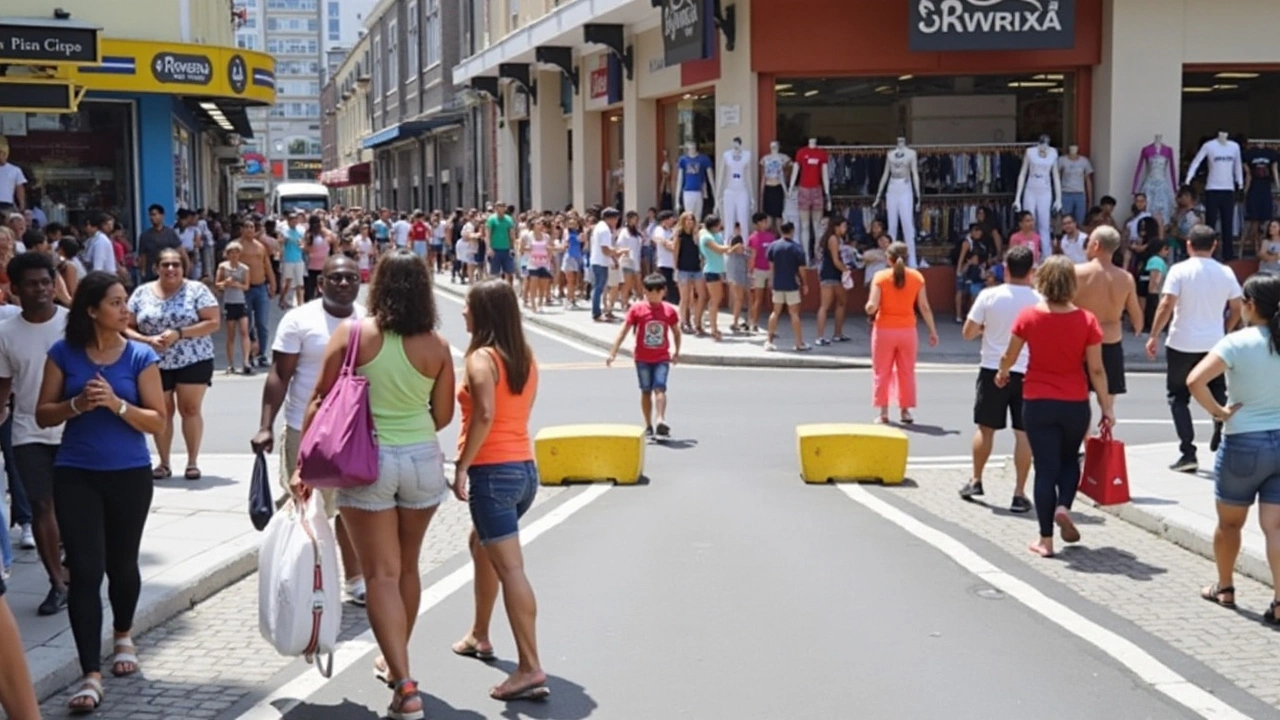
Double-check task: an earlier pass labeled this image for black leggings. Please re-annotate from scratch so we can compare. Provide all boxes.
[304,269,322,302]
[54,466,153,675]
[1023,399,1090,538]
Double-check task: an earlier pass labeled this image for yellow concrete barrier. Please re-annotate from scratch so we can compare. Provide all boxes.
[796,423,909,485]
[535,424,646,485]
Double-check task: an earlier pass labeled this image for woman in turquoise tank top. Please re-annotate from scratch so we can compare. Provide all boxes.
[302,249,455,720]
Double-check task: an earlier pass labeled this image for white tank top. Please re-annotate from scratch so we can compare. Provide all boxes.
[887,149,914,181]
[1025,147,1058,191]
[723,151,751,192]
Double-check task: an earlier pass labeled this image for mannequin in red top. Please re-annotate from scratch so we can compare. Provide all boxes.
[789,138,830,264]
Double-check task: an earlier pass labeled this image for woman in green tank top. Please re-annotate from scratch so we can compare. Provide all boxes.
[303,249,455,720]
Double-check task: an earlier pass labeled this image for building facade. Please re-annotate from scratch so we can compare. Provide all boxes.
[454,0,1280,307]
[320,33,376,209]
[234,0,375,209]
[349,0,492,212]
[0,0,276,230]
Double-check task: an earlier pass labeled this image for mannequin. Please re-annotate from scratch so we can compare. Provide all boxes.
[873,137,921,267]
[611,158,625,210]
[759,140,790,227]
[1186,130,1244,260]
[1013,135,1062,259]
[676,142,714,221]
[1132,134,1177,223]
[659,149,673,211]
[1057,144,1094,225]
[790,138,830,262]
[717,137,754,241]
[1242,138,1280,253]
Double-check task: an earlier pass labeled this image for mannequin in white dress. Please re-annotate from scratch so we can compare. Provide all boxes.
[717,138,754,240]
[759,141,790,228]
[873,137,922,267]
[1013,135,1063,259]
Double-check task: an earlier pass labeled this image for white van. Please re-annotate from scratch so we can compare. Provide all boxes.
[271,182,330,217]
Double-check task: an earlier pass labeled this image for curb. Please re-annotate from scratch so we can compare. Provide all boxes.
[438,283,1170,373]
[31,534,260,702]
[1079,496,1274,590]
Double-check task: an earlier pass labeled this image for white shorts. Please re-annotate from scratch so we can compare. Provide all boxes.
[751,271,770,290]
[281,261,306,286]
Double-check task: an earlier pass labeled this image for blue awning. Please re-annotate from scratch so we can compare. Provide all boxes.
[361,115,465,149]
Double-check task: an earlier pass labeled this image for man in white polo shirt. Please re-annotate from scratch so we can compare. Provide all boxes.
[959,245,1038,513]
[1146,224,1243,473]
[0,136,26,212]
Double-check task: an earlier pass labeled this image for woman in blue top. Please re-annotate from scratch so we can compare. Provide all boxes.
[35,271,166,713]
[697,215,741,341]
[561,216,584,309]
[1188,273,1280,625]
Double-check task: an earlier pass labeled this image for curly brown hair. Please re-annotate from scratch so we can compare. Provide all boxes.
[367,249,438,336]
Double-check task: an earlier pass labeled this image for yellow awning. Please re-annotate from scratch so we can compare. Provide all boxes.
[60,38,275,106]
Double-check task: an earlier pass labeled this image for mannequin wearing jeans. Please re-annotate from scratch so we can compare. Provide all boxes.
[1057,145,1094,225]
[1014,138,1062,258]
[718,138,753,242]
[1186,131,1244,261]
[873,138,921,268]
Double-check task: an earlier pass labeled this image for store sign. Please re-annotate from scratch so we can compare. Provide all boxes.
[0,79,77,113]
[909,0,1076,52]
[0,20,100,65]
[585,53,622,111]
[227,54,247,95]
[150,51,213,86]
[662,0,705,66]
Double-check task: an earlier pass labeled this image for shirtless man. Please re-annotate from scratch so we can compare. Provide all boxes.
[1074,226,1143,410]
[238,220,278,367]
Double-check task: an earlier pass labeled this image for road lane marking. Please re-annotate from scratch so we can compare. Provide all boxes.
[838,484,1251,720]
[233,484,613,719]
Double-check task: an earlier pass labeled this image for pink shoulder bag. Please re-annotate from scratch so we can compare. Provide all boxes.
[297,319,379,488]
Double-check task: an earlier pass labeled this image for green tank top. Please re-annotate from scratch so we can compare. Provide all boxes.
[357,331,436,446]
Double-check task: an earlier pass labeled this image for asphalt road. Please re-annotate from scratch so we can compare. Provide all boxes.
[149,286,1262,720]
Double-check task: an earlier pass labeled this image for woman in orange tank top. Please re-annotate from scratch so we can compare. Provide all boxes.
[865,242,939,424]
[450,280,549,702]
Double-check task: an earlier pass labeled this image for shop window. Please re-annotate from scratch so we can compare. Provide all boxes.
[603,111,624,208]
[1180,70,1280,168]
[173,123,195,211]
[5,102,136,233]
[660,91,715,160]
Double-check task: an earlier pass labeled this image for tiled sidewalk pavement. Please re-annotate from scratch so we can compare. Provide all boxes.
[434,279,1165,371]
[882,464,1280,711]
[8,454,263,702]
[34,484,566,718]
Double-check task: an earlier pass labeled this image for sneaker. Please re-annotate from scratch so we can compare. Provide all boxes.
[958,481,984,500]
[38,586,67,616]
[795,343,812,352]
[832,335,851,342]
[1010,496,1033,514]
[1210,422,1223,453]
[19,524,34,550]
[344,578,367,607]
[815,338,831,347]
[644,426,654,438]
[655,422,670,437]
[1169,455,1198,474]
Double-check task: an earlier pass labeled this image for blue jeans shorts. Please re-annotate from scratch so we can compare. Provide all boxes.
[635,361,670,392]
[337,441,449,512]
[676,270,703,284]
[1215,430,1280,506]
[467,460,539,544]
[489,248,516,276]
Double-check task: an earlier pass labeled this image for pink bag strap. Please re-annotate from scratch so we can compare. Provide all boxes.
[340,318,363,377]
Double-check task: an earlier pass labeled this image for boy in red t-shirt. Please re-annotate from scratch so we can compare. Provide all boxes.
[607,273,682,437]
[409,211,430,258]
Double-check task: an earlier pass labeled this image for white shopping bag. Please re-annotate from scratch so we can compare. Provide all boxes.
[258,492,342,677]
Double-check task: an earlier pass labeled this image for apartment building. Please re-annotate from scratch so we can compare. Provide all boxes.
[235,0,376,207]
[321,33,376,209]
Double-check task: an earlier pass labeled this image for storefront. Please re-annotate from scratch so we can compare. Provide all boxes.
[586,52,625,209]
[1,36,275,233]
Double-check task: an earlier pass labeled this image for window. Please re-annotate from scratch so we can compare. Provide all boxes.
[241,16,257,29]
[425,0,440,67]
[372,33,382,96]
[327,1,339,16]
[328,19,340,40]
[267,38,318,55]
[288,138,309,154]
[266,0,316,10]
[236,33,259,50]
[277,60,321,76]
[509,0,519,28]
[267,17,317,32]
[385,19,398,89]
[407,0,420,74]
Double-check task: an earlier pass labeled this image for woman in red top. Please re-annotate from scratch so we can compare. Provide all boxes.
[451,280,548,702]
[997,255,1114,558]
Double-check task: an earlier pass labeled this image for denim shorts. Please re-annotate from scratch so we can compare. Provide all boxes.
[676,270,703,284]
[1214,430,1280,506]
[337,441,449,512]
[467,460,539,544]
[489,248,516,276]
[635,361,670,392]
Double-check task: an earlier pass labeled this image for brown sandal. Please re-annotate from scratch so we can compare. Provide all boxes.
[184,466,202,481]
[152,465,171,480]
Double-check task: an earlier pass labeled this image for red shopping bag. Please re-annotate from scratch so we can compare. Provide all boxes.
[1079,423,1130,505]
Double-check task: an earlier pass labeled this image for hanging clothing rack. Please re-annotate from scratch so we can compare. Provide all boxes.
[819,142,1032,153]
[821,143,1025,202]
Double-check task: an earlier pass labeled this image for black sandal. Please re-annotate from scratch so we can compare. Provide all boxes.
[1264,600,1280,627]
[1200,583,1236,609]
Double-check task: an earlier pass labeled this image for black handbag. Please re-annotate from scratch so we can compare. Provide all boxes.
[249,450,274,531]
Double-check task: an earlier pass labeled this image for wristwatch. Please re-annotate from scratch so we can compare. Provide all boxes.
[117,400,127,416]
[177,327,185,339]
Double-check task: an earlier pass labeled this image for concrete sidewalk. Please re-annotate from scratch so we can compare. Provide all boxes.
[5,453,262,701]
[1077,441,1275,589]
[435,280,1166,371]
